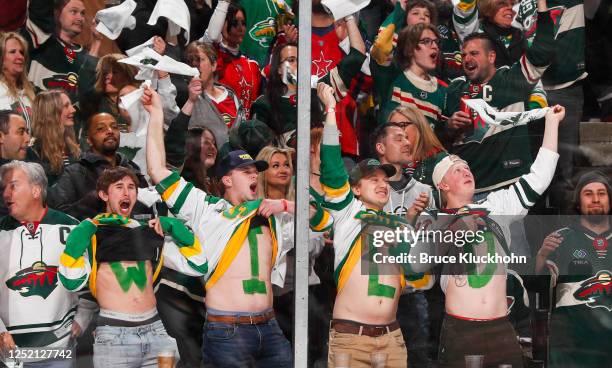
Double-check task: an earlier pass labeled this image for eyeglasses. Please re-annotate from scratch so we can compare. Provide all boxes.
[418,38,441,47]
[389,121,414,128]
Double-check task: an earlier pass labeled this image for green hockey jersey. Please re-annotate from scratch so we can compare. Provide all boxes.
[546,224,612,367]
[445,9,556,192]
[239,0,293,66]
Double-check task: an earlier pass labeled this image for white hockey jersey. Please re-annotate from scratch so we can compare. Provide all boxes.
[0,209,79,349]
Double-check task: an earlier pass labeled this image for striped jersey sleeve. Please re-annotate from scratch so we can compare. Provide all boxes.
[159,216,208,275]
[484,147,559,215]
[528,80,548,109]
[59,220,97,292]
[371,2,406,66]
[319,124,354,218]
[521,10,556,82]
[452,0,480,41]
[155,171,223,228]
[320,48,367,102]
[309,200,334,233]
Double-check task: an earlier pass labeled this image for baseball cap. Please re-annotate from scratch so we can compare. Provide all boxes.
[215,150,268,179]
[432,154,468,188]
[349,158,396,185]
[229,119,275,158]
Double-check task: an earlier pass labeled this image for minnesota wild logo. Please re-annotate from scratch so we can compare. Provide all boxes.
[6,261,59,299]
[249,17,276,47]
[42,72,78,94]
[574,271,612,311]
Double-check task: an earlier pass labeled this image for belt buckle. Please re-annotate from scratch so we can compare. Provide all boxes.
[249,315,255,324]
[373,326,387,337]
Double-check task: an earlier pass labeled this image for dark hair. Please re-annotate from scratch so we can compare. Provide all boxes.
[266,42,295,135]
[395,23,440,70]
[87,112,117,134]
[0,110,18,134]
[226,3,247,29]
[462,32,495,53]
[54,0,84,32]
[265,42,324,136]
[371,123,403,156]
[407,0,438,26]
[96,167,139,194]
[183,127,218,192]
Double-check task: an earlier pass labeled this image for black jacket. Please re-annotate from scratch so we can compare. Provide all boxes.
[47,152,153,220]
[481,20,527,68]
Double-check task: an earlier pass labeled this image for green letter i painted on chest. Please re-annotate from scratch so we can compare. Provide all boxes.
[242,226,267,294]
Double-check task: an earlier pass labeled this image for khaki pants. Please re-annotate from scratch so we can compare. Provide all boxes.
[327,326,408,368]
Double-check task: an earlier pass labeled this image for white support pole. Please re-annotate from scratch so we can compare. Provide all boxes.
[294,0,312,366]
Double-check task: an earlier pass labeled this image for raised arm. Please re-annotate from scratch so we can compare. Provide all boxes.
[371,1,406,65]
[317,82,355,217]
[485,105,564,215]
[345,14,366,55]
[452,0,480,41]
[200,0,230,44]
[144,86,172,185]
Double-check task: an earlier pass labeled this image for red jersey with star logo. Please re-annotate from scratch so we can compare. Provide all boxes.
[208,86,241,128]
[312,26,342,78]
[215,44,261,119]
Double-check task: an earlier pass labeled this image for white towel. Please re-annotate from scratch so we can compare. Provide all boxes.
[95,0,137,40]
[321,0,370,20]
[147,0,191,45]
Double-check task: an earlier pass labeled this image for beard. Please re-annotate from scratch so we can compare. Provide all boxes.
[583,213,610,226]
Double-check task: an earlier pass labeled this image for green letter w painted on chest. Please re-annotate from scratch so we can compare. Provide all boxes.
[110,261,148,292]
[242,226,267,294]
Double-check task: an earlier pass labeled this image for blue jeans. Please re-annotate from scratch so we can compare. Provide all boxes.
[202,310,293,368]
[93,319,178,368]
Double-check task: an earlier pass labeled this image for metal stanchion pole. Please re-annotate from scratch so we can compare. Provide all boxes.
[294,0,312,367]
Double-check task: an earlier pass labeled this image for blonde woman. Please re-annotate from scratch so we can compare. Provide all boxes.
[0,32,35,131]
[388,105,447,187]
[28,90,80,186]
[255,145,295,202]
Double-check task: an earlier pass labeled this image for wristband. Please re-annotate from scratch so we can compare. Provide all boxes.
[326,107,336,114]
[281,199,288,212]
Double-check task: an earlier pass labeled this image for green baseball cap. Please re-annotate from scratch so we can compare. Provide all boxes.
[349,159,396,185]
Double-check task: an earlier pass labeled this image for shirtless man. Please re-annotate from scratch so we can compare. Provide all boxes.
[318,83,430,367]
[58,166,205,367]
[420,104,565,367]
[144,86,294,367]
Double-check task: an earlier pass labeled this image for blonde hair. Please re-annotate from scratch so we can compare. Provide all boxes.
[478,0,517,20]
[94,53,137,96]
[256,146,295,201]
[32,90,81,174]
[0,32,35,102]
[389,105,446,161]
